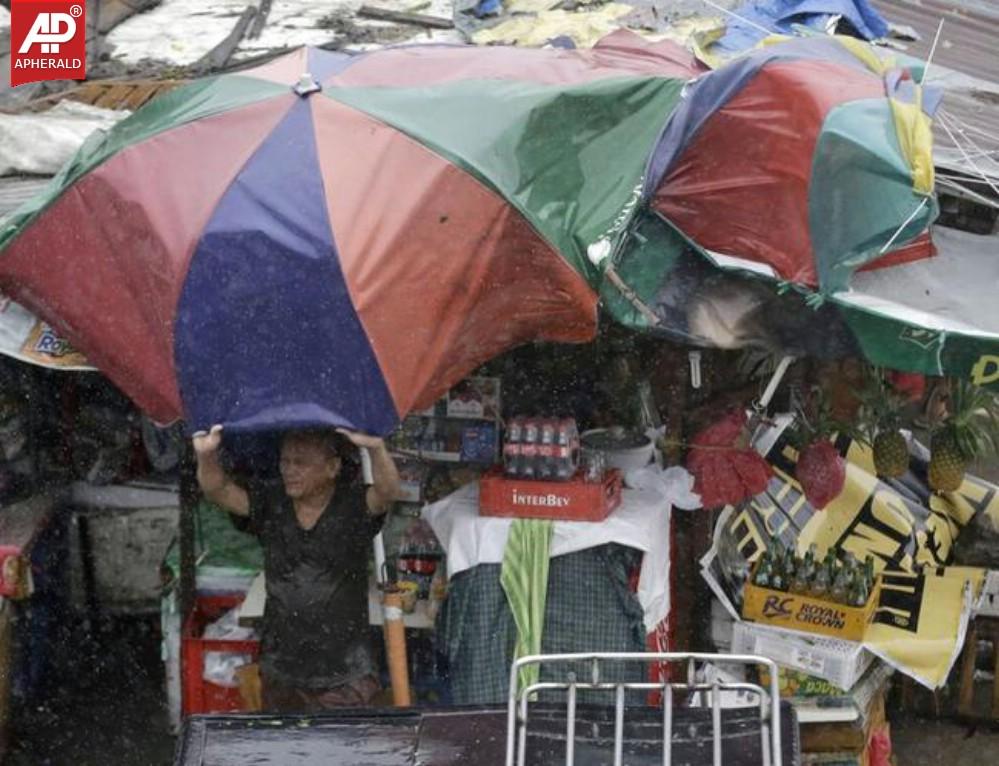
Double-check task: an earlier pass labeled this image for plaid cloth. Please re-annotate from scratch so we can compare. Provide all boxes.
[438,543,646,705]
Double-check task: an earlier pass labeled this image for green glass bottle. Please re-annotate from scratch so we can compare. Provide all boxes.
[783,547,797,582]
[852,578,870,607]
[790,566,810,595]
[755,563,772,589]
[803,544,817,572]
[831,561,852,604]
[810,565,830,599]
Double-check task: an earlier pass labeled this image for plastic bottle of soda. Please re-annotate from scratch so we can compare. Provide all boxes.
[504,417,524,477]
[537,419,557,480]
[555,418,579,481]
[521,418,539,479]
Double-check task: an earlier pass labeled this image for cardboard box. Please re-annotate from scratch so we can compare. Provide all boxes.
[742,563,881,641]
[446,376,500,419]
[759,667,847,699]
[731,620,874,692]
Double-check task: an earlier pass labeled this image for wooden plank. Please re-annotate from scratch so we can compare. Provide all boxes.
[123,83,161,109]
[357,5,455,29]
[94,84,133,109]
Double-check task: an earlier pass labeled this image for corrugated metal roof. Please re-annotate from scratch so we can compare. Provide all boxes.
[873,0,999,182]
[873,0,999,83]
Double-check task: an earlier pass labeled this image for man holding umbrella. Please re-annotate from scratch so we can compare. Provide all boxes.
[192,424,401,712]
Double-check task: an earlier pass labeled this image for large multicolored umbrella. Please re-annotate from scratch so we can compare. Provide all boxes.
[602,36,999,389]
[0,32,963,435]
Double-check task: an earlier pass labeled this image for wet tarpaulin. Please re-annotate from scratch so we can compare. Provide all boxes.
[176,705,801,766]
[711,0,890,57]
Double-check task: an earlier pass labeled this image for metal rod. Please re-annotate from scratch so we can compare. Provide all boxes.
[937,114,999,196]
[757,356,794,411]
[662,684,673,766]
[565,684,577,766]
[506,661,519,766]
[921,18,945,85]
[613,685,625,766]
[518,691,529,766]
[698,0,772,35]
[712,680,723,766]
[759,685,771,766]
[879,197,929,254]
[763,658,782,766]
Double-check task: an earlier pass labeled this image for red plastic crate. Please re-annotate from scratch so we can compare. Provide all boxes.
[479,468,622,521]
[182,594,259,716]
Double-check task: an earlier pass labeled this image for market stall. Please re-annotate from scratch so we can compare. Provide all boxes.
[5,22,999,766]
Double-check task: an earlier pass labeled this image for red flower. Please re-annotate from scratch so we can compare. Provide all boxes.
[886,370,926,402]
[686,410,773,508]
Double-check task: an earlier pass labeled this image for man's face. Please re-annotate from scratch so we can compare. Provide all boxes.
[279,438,340,500]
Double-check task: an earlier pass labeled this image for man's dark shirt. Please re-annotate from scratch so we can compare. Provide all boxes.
[248,481,383,688]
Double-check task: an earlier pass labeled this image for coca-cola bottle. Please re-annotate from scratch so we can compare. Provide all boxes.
[503,416,524,477]
[520,418,539,479]
[536,419,555,479]
[555,418,579,481]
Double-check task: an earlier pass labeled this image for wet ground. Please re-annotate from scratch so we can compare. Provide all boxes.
[6,613,999,765]
[893,717,999,765]
[7,615,176,766]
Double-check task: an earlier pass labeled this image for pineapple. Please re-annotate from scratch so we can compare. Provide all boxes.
[928,380,999,493]
[873,429,909,478]
[854,368,911,480]
[928,429,966,492]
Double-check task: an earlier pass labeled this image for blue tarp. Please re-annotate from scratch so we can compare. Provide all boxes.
[713,0,890,56]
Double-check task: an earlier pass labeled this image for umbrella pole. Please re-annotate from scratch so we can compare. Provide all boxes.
[757,356,795,412]
[179,440,198,625]
[382,590,412,706]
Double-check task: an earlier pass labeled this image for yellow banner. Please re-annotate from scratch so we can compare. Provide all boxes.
[706,423,993,688]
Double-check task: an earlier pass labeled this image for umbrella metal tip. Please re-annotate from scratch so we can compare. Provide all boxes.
[293,72,321,97]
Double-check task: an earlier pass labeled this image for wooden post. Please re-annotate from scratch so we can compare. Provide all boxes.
[382,590,412,706]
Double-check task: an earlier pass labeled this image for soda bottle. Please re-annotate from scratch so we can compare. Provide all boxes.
[555,418,579,481]
[810,565,831,599]
[504,416,524,477]
[790,567,810,595]
[803,544,817,576]
[754,561,772,589]
[537,419,557,480]
[830,561,851,604]
[823,550,838,584]
[771,570,787,593]
[852,578,870,607]
[765,539,780,571]
[783,547,797,582]
[521,418,539,479]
